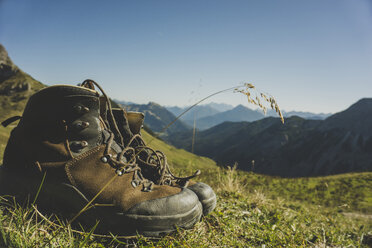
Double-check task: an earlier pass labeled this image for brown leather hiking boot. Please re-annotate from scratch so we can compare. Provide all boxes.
[111,108,217,216]
[0,81,202,236]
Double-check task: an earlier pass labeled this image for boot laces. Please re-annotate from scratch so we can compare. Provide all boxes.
[129,134,201,187]
[80,79,153,192]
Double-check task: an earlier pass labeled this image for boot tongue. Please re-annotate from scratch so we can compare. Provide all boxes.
[112,109,134,146]
[101,129,123,154]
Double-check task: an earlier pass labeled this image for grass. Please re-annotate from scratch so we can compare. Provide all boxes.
[1,128,371,247]
[0,171,371,247]
[239,171,372,214]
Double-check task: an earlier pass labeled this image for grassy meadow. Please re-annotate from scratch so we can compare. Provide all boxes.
[0,128,371,247]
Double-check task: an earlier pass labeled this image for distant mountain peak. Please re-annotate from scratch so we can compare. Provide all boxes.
[328,97,372,119]
[232,104,252,110]
[322,97,372,137]
[147,101,162,107]
[234,104,246,109]
[349,98,372,110]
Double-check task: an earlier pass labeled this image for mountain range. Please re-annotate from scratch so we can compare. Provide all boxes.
[115,100,332,133]
[186,104,265,130]
[166,104,331,130]
[166,99,372,177]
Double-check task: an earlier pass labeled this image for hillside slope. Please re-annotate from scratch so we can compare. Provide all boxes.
[0,44,45,121]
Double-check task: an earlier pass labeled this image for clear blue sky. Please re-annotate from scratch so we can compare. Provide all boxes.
[1,0,371,113]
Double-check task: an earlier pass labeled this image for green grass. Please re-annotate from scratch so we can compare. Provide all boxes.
[240,171,372,214]
[1,129,371,247]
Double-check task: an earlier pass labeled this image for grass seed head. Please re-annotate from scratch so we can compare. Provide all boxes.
[235,82,284,124]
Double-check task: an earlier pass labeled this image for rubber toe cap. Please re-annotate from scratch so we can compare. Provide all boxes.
[188,182,217,215]
[127,187,199,216]
[123,188,202,235]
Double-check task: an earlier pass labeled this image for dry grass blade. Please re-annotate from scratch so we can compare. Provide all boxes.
[234,83,284,124]
[217,163,246,194]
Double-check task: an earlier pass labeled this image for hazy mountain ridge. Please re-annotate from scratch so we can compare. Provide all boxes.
[166,103,331,131]
[284,111,330,120]
[118,101,330,132]
[188,104,265,130]
[166,99,372,177]
[167,104,221,121]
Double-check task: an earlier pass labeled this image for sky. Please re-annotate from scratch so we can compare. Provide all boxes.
[0,0,371,113]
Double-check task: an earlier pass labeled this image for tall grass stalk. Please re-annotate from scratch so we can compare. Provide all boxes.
[191,112,197,154]
[218,164,246,194]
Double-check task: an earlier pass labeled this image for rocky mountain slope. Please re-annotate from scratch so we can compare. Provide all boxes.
[167,99,372,177]
[0,44,45,120]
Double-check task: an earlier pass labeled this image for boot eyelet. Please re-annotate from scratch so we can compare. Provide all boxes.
[73,105,90,114]
[73,105,83,113]
[70,141,88,152]
[81,121,90,128]
[142,185,152,192]
[73,121,90,130]
[131,180,138,188]
[116,168,125,176]
[81,141,88,147]
[101,154,112,163]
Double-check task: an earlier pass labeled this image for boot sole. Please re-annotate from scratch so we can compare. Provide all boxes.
[120,201,202,236]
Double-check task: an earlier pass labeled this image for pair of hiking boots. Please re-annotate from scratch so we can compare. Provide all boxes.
[0,80,216,236]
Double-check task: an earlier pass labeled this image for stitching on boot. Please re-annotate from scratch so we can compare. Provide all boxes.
[65,145,104,186]
[39,161,68,167]
[65,139,74,159]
